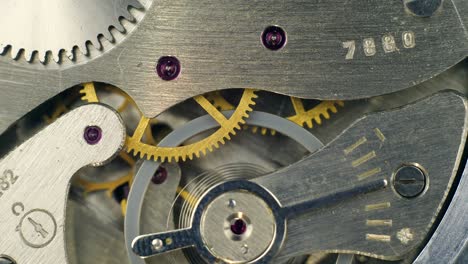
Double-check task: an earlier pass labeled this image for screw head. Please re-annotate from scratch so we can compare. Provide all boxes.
[261,26,287,51]
[404,0,442,17]
[156,56,181,81]
[241,244,249,255]
[151,167,168,185]
[151,239,164,251]
[84,126,102,145]
[227,199,237,208]
[393,165,427,198]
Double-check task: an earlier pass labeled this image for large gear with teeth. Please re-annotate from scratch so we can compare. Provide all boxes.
[0,0,149,63]
[79,83,258,163]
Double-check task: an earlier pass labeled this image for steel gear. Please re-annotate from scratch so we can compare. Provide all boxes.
[0,0,147,63]
[126,90,258,162]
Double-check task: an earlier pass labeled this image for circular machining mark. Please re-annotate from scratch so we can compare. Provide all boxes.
[201,191,276,263]
[18,209,57,248]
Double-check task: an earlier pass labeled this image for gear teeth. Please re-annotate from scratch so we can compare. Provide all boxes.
[102,30,115,43]
[120,9,135,21]
[289,100,344,129]
[10,47,21,60]
[52,50,62,63]
[2,2,143,64]
[66,49,75,61]
[113,19,126,33]
[24,49,35,62]
[125,89,257,162]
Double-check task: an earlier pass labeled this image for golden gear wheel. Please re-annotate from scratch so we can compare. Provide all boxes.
[205,91,277,136]
[79,83,258,163]
[204,90,344,132]
[287,98,344,128]
[126,89,258,162]
[205,91,236,111]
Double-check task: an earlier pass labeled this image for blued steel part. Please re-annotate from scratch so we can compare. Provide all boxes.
[132,180,287,263]
[413,158,468,263]
[133,228,195,257]
[1,1,467,133]
[132,178,386,260]
[404,0,443,17]
[253,92,467,260]
[282,179,388,219]
[125,111,324,264]
[0,104,125,264]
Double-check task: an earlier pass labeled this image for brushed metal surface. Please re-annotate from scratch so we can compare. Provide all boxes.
[200,191,276,263]
[0,104,125,264]
[413,158,468,263]
[253,92,467,260]
[0,0,147,62]
[0,0,466,133]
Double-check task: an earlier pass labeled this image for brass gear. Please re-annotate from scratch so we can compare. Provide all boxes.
[126,89,258,162]
[287,98,344,128]
[205,90,344,131]
[205,91,236,111]
[79,83,258,162]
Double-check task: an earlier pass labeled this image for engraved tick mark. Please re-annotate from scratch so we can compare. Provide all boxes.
[357,167,382,181]
[352,151,376,167]
[28,217,48,238]
[374,128,386,142]
[344,137,367,155]
[366,234,391,242]
[366,219,393,227]
[365,202,391,211]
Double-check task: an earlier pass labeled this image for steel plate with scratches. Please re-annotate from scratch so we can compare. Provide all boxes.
[254,92,467,260]
[0,1,467,264]
[0,0,467,133]
[0,105,124,264]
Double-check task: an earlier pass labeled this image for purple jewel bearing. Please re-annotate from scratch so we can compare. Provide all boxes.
[84,126,102,145]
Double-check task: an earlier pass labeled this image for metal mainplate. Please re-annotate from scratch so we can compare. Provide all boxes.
[0,0,467,133]
[0,104,125,264]
[253,92,468,260]
[128,92,468,262]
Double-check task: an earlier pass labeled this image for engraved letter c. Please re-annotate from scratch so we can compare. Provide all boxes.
[12,202,24,216]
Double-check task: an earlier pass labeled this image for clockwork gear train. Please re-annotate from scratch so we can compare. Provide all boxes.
[0,1,467,264]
